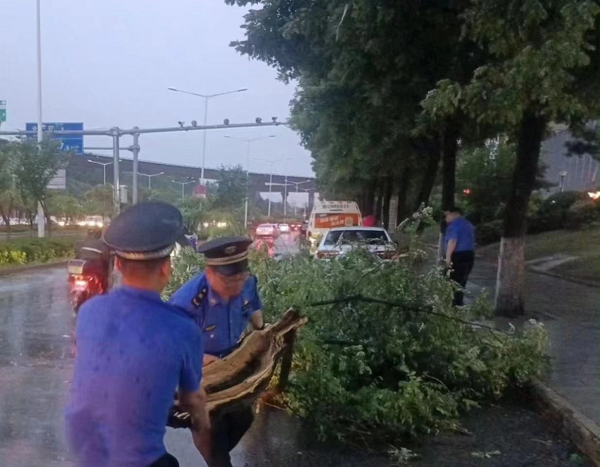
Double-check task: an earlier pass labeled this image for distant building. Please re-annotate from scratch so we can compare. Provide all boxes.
[541,123,598,194]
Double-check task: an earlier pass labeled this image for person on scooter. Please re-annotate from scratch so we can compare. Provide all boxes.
[74,227,112,291]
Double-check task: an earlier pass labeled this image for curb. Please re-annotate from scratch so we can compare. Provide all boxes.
[475,255,599,288]
[532,381,599,466]
[0,260,68,277]
[526,267,598,288]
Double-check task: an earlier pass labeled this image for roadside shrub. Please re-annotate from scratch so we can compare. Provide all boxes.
[475,220,503,245]
[0,238,76,265]
[167,238,548,443]
[564,200,599,230]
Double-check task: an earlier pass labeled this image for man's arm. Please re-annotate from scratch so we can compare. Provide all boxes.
[445,238,457,265]
[178,388,212,465]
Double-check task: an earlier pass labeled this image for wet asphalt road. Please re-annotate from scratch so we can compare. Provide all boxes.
[0,234,394,467]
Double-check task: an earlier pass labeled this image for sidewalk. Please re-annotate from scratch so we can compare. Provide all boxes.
[468,258,599,425]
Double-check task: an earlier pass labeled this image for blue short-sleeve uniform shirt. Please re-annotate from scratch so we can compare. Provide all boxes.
[169,274,263,358]
[444,217,475,253]
[65,286,203,467]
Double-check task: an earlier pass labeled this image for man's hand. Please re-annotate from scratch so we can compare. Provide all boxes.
[203,354,219,367]
[250,310,264,331]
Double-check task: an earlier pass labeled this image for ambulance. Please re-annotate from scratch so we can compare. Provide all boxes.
[307,201,362,249]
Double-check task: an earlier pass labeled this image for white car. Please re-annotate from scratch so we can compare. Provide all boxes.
[315,227,396,260]
[278,223,291,233]
[256,223,279,237]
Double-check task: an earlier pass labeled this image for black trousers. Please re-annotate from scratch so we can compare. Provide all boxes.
[150,452,179,467]
[450,251,475,306]
[212,406,254,467]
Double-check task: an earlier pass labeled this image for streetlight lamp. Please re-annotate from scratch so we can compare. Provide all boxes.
[172,179,195,201]
[559,170,568,192]
[253,157,291,218]
[224,135,276,225]
[88,160,114,185]
[167,86,248,185]
[138,171,164,189]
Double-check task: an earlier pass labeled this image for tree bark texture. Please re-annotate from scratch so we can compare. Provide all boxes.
[438,127,459,260]
[495,111,546,316]
[382,177,393,230]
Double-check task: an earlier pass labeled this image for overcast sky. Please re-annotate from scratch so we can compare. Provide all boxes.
[0,0,314,179]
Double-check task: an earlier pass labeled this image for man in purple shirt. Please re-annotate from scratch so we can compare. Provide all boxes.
[65,202,212,467]
[444,207,475,306]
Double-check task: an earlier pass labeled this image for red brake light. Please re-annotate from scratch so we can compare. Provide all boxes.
[74,279,89,288]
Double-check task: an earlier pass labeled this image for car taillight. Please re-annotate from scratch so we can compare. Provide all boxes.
[378,250,396,260]
[317,251,338,259]
[74,279,89,288]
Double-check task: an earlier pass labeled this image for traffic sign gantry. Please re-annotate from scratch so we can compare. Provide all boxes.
[25,122,84,154]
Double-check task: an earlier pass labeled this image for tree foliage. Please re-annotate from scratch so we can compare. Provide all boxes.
[210,165,247,211]
[4,138,71,226]
[166,243,548,443]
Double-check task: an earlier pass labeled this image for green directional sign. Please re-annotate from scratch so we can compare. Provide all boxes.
[0,100,6,123]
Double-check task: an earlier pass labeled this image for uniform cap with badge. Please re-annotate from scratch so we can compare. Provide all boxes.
[198,236,253,276]
[103,201,184,260]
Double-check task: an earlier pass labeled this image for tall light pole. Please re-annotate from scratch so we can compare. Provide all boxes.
[36,0,45,237]
[172,180,195,201]
[559,170,568,192]
[254,157,291,218]
[88,160,113,185]
[167,87,248,185]
[139,171,164,189]
[224,135,276,225]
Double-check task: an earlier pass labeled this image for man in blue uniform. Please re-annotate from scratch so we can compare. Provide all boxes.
[65,202,212,467]
[170,236,264,467]
[444,207,475,306]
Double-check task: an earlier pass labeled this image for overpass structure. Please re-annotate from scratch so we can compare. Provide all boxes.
[69,154,318,210]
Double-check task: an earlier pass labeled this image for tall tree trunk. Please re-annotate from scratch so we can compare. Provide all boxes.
[495,111,546,317]
[417,143,442,207]
[438,127,459,260]
[395,167,413,224]
[375,187,383,223]
[382,177,393,230]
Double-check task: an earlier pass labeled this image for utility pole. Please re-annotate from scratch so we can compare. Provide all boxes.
[132,128,140,204]
[35,0,45,237]
[111,128,121,215]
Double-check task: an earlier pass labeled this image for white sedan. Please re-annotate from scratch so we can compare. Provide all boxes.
[315,227,397,260]
[278,223,291,233]
[256,223,279,237]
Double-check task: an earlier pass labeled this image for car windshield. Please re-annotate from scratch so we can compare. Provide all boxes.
[323,230,389,246]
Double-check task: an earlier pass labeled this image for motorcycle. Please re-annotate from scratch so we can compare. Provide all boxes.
[67,259,107,312]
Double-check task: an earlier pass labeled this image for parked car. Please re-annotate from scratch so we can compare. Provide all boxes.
[278,223,291,233]
[315,227,396,260]
[256,223,279,237]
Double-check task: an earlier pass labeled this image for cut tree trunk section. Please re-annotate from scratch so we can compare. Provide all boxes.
[168,309,307,428]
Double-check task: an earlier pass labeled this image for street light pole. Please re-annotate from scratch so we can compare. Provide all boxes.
[172,180,195,201]
[139,172,164,190]
[35,0,45,237]
[253,156,291,219]
[88,160,114,185]
[167,87,248,185]
[224,135,276,226]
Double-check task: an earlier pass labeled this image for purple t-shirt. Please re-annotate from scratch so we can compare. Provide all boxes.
[65,286,202,467]
[445,217,475,253]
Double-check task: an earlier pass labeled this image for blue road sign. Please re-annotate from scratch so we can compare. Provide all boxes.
[26,122,84,154]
